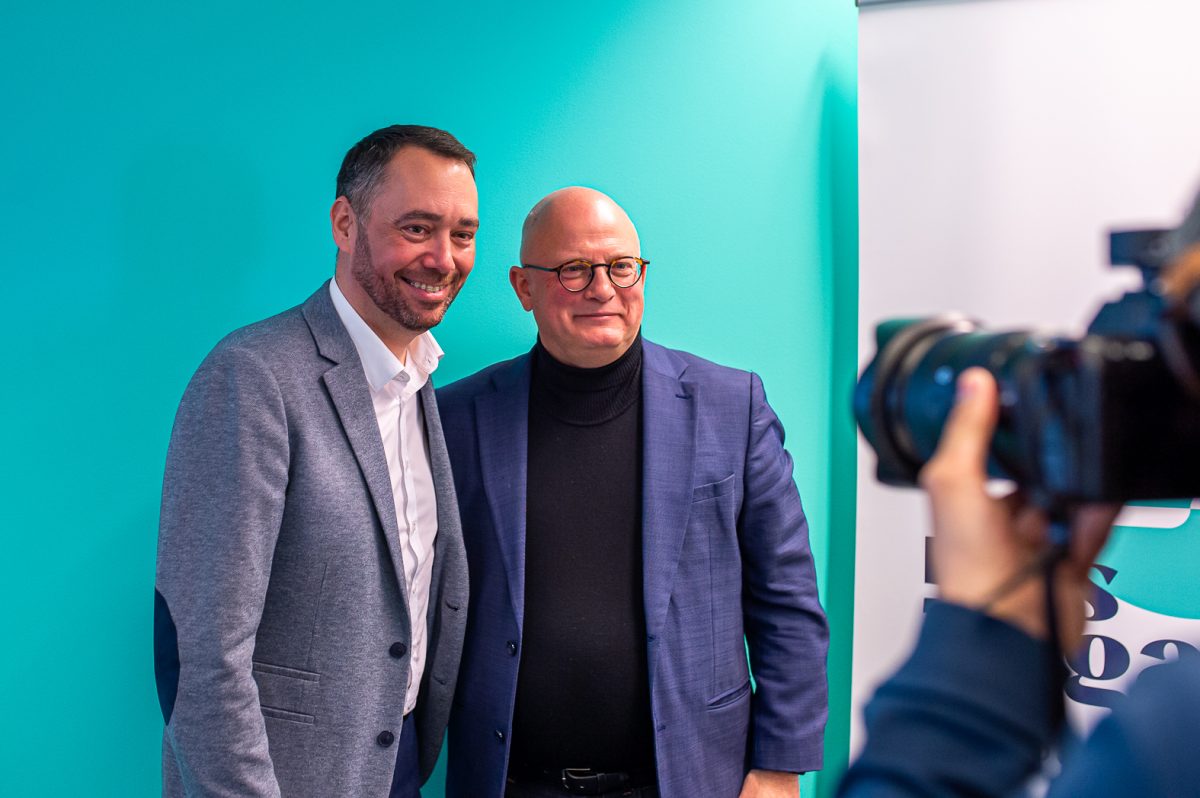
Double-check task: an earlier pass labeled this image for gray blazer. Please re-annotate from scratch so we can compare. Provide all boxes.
[155,283,468,797]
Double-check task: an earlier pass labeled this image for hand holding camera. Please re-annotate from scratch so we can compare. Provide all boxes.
[922,367,1119,648]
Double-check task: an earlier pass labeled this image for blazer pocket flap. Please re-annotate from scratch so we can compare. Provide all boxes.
[692,474,735,503]
[707,678,752,710]
[253,661,320,718]
[252,661,320,681]
[260,705,315,725]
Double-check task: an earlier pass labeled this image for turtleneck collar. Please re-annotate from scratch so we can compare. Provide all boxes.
[530,332,643,426]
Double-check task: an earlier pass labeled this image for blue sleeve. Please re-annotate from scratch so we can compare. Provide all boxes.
[841,601,1200,798]
[1049,656,1200,797]
[838,602,1060,798]
[741,373,829,771]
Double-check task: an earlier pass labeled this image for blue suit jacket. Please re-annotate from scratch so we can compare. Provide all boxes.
[437,340,828,798]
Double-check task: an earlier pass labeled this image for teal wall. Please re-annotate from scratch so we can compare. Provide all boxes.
[0,2,856,795]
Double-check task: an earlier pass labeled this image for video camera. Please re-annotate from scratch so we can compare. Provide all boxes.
[854,227,1200,506]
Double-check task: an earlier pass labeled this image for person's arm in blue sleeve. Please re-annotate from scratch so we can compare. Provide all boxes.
[839,368,1118,798]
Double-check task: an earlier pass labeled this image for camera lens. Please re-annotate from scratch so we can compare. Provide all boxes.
[854,316,1036,487]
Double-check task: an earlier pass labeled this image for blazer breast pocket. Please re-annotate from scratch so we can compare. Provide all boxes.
[253,661,320,724]
[691,473,735,503]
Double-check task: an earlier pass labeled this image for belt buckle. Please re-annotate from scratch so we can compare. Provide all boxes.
[561,768,598,794]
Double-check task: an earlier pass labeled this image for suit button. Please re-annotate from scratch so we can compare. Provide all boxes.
[377,730,395,747]
[506,640,517,656]
[389,642,407,659]
[494,729,505,742]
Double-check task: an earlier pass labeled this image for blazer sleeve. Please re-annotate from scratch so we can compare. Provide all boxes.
[739,372,830,772]
[155,343,288,797]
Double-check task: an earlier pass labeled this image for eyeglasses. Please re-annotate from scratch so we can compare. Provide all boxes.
[521,256,648,292]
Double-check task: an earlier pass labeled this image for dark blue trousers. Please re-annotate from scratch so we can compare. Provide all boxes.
[389,713,421,798]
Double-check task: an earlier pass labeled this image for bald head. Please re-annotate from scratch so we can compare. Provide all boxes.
[511,186,647,368]
[520,187,640,264]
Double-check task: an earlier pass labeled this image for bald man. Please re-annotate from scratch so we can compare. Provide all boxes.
[438,188,828,798]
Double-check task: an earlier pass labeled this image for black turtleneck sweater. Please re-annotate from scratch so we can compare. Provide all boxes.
[508,335,655,775]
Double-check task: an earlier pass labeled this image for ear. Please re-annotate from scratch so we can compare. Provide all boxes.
[510,266,535,312]
[331,196,357,254]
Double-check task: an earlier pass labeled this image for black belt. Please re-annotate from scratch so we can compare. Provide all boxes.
[511,766,655,795]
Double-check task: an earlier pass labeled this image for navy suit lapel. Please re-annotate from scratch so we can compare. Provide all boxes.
[304,285,411,605]
[641,342,697,645]
[475,355,531,630]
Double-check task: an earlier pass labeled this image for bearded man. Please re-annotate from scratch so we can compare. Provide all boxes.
[154,125,477,798]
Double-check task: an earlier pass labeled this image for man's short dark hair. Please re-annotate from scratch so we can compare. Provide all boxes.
[336,125,476,217]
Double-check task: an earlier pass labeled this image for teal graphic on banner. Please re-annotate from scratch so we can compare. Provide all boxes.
[1066,506,1200,721]
[1101,500,1200,619]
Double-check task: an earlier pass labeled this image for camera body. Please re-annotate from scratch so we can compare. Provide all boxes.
[854,230,1200,504]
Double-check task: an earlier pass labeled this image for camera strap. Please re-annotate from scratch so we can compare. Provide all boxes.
[978,516,1072,732]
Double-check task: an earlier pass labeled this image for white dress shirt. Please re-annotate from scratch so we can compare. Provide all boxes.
[330,277,441,716]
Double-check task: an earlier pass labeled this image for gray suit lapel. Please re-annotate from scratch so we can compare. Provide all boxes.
[641,342,698,646]
[421,380,459,554]
[421,380,466,625]
[475,356,531,630]
[303,284,410,604]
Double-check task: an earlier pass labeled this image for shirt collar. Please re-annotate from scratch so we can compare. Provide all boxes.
[329,277,443,393]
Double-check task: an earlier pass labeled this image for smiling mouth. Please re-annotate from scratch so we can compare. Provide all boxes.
[402,277,453,295]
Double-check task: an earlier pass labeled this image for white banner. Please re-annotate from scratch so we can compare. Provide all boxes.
[856,0,1200,753]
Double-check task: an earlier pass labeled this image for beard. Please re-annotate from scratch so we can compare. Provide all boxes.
[350,229,461,332]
